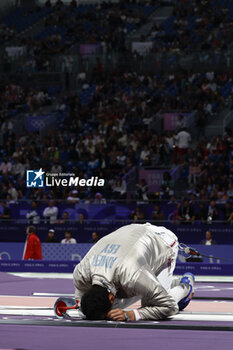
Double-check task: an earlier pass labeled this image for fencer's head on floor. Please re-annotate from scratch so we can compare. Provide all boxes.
[81,285,114,320]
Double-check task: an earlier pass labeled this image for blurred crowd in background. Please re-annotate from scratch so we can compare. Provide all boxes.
[0,0,233,225]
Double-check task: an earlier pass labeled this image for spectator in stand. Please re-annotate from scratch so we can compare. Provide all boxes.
[51,159,62,173]
[112,176,127,200]
[173,203,181,224]
[61,231,77,244]
[78,213,85,225]
[12,157,25,178]
[45,0,52,7]
[207,199,219,224]
[93,193,106,204]
[43,200,58,224]
[187,191,198,204]
[168,195,178,205]
[26,201,40,224]
[96,57,102,76]
[225,202,233,224]
[0,183,9,200]
[227,184,233,199]
[57,211,70,224]
[77,213,85,233]
[206,136,217,153]
[140,146,150,165]
[16,177,25,199]
[67,190,80,203]
[23,226,42,260]
[177,198,195,224]
[0,201,11,221]
[175,128,191,163]
[160,171,174,199]
[200,231,217,245]
[91,232,100,244]
[188,158,202,185]
[0,157,12,175]
[151,204,164,223]
[6,194,15,205]
[197,202,208,224]
[55,0,64,9]
[136,179,149,201]
[8,182,18,202]
[176,115,185,132]
[216,187,228,204]
[1,66,233,203]
[185,148,195,164]
[45,229,59,243]
[70,0,77,8]
[179,162,189,184]
[1,118,14,144]
[128,206,145,222]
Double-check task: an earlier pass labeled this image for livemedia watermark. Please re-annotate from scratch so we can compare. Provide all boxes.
[26,169,105,188]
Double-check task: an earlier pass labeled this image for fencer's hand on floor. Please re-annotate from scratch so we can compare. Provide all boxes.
[107,308,135,321]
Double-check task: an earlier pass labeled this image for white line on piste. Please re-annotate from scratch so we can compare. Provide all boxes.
[8,272,73,279]
[0,306,52,310]
[0,309,233,322]
[33,293,74,297]
[171,314,233,322]
[8,273,233,283]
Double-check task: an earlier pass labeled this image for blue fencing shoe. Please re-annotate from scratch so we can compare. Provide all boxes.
[178,272,195,311]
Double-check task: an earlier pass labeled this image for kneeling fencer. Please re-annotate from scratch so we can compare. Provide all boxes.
[73,223,195,321]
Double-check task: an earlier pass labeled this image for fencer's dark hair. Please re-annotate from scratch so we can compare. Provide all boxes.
[81,285,112,320]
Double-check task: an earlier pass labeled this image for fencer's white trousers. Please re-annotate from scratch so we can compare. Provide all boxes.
[155,229,179,292]
[153,229,190,304]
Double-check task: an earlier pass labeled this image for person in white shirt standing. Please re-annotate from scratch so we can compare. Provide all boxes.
[61,231,77,244]
[175,127,191,163]
[26,201,40,224]
[43,200,58,224]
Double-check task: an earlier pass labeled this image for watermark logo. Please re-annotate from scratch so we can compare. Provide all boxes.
[26,169,45,188]
[26,169,104,188]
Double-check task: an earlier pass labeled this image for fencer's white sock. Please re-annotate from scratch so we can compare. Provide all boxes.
[169,284,190,303]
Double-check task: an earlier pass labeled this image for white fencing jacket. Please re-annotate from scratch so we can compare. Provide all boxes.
[73,223,179,320]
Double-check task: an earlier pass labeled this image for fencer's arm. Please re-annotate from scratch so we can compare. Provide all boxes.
[113,297,139,310]
[133,269,179,320]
